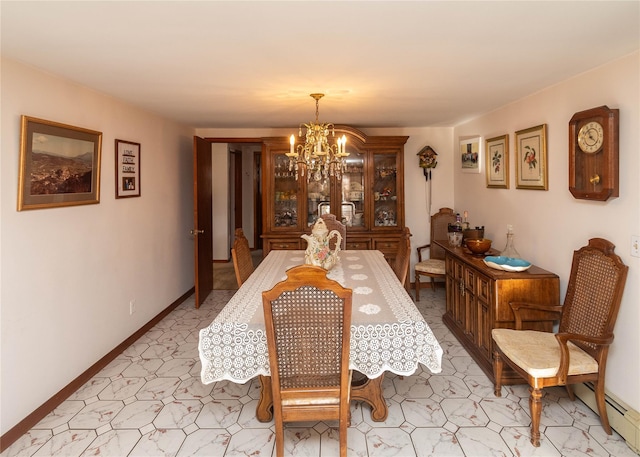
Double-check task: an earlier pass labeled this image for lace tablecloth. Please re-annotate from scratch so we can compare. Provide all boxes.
[199,250,443,384]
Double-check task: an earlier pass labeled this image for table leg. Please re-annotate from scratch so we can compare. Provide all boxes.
[350,372,388,421]
[255,372,388,423]
[256,375,273,422]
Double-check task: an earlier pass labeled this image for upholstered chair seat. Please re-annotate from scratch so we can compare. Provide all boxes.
[492,329,598,378]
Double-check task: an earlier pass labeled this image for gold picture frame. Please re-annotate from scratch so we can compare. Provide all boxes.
[486,134,509,188]
[18,116,102,210]
[515,124,548,190]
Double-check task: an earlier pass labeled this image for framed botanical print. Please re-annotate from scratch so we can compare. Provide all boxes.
[18,115,102,210]
[515,124,548,190]
[460,136,482,173]
[486,134,509,188]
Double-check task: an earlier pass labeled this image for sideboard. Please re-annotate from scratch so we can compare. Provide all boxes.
[434,240,560,384]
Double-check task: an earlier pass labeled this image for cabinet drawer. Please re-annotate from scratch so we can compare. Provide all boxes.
[266,239,301,251]
[346,239,371,250]
[373,240,400,255]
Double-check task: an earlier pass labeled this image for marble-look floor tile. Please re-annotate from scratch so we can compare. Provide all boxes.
[224,428,274,457]
[500,426,561,457]
[455,426,513,457]
[68,400,124,429]
[176,429,231,457]
[153,400,202,429]
[365,427,415,457]
[410,428,465,457]
[441,398,490,427]
[33,429,96,457]
[128,428,185,457]
[81,429,141,457]
[1,430,53,457]
[111,400,164,429]
[545,426,610,457]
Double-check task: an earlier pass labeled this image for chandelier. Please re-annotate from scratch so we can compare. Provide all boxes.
[286,93,348,182]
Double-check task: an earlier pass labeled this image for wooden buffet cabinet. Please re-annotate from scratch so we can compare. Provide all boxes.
[434,240,560,384]
[261,126,409,263]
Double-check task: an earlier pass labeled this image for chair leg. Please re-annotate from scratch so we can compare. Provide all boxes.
[415,275,421,301]
[430,277,436,291]
[273,413,284,457]
[594,380,612,434]
[529,387,543,447]
[565,383,575,401]
[339,416,348,457]
[493,351,503,397]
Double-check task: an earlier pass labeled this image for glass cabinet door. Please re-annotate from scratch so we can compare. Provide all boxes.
[307,179,330,228]
[341,151,365,228]
[273,154,299,228]
[373,153,398,227]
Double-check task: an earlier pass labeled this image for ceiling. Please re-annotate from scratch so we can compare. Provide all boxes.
[2,1,639,129]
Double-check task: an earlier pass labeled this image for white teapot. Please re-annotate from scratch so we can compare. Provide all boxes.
[301,218,342,270]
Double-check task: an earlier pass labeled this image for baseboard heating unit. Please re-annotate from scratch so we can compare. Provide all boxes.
[574,382,640,454]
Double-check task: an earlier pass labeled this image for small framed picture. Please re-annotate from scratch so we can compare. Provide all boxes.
[485,134,509,188]
[18,116,102,211]
[515,124,548,190]
[115,139,141,198]
[460,136,482,173]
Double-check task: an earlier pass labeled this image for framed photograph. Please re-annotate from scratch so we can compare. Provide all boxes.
[115,139,141,198]
[18,116,102,211]
[486,134,509,188]
[460,136,482,173]
[515,124,548,190]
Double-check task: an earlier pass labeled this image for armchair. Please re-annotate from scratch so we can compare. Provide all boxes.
[492,238,628,446]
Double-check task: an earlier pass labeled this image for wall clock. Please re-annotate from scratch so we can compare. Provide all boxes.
[569,105,619,201]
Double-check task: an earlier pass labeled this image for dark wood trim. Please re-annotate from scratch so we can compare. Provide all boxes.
[233,150,243,230]
[204,137,262,143]
[0,287,195,453]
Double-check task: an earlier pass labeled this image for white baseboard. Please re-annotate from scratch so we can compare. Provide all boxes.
[574,383,640,454]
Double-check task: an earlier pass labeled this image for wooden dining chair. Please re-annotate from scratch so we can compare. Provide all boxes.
[319,213,346,250]
[262,265,352,457]
[414,207,456,300]
[492,238,628,447]
[231,228,254,287]
[393,227,412,289]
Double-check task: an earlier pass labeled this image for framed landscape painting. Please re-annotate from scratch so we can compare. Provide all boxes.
[18,116,102,210]
[460,136,482,173]
[486,134,509,188]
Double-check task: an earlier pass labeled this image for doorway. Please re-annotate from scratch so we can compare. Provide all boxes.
[228,142,262,251]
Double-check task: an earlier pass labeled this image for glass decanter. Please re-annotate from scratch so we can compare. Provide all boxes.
[500,225,521,258]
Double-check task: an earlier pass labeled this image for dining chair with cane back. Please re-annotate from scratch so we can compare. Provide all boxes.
[262,265,353,457]
[414,207,456,300]
[492,238,628,447]
[393,227,412,290]
[231,228,254,287]
[319,213,346,250]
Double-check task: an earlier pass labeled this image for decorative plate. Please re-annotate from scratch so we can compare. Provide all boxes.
[483,256,532,272]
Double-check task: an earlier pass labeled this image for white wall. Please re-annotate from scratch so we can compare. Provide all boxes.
[453,52,640,412]
[0,59,196,435]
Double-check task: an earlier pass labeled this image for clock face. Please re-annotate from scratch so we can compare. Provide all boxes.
[577,121,604,153]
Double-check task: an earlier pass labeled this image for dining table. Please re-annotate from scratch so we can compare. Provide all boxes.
[198,249,443,422]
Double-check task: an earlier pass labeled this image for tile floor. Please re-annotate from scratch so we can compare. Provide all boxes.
[2,288,637,457]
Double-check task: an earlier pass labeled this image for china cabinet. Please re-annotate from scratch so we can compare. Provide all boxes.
[262,126,408,262]
[434,240,560,383]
